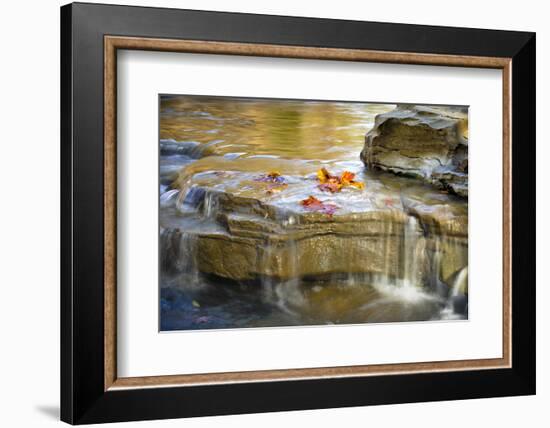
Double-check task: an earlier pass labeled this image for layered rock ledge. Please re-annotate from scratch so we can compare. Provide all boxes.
[161,170,467,289]
[361,105,468,198]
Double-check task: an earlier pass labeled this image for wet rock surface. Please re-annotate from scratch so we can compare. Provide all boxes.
[161,168,467,289]
[361,105,468,197]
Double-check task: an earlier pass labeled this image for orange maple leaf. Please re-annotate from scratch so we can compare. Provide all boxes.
[341,171,356,185]
[301,195,322,207]
[316,168,365,192]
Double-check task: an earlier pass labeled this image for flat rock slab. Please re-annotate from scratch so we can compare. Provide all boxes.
[160,168,467,286]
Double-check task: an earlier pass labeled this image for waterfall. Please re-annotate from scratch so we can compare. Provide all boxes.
[160,189,179,208]
[160,229,202,290]
[201,191,219,220]
[429,238,445,296]
[259,241,277,302]
[368,214,433,304]
[450,266,468,297]
[382,218,393,282]
[402,216,420,289]
[439,266,468,319]
[259,229,304,315]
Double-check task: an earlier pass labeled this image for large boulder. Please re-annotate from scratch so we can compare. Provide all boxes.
[361,105,468,198]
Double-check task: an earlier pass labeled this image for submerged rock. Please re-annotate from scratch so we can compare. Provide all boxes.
[361,105,468,198]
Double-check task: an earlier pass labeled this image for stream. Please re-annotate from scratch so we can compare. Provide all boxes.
[159,95,468,331]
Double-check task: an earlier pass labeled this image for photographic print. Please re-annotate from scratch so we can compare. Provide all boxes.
[159,95,468,331]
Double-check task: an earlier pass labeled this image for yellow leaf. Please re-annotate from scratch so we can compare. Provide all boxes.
[317,168,331,183]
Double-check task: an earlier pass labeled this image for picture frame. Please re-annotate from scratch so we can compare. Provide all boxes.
[60,2,535,424]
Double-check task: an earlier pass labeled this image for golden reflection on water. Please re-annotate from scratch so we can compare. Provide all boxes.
[160,95,395,164]
[160,95,467,221]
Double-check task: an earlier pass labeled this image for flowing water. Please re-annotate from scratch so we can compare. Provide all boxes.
[159,95,468,331]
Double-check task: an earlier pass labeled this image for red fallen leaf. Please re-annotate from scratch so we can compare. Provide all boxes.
[301,195,319,206]
[300,196,339,216]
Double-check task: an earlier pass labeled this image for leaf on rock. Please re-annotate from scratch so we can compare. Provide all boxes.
[300,196,339,216]
[192,300,201,308]
[317,168,333,184]
[301,195,321,207]
[318,179,342,193]
[340,171,356,185]
[316,168,365,192]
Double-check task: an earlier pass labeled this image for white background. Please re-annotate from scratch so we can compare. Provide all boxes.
[118,51,502,377]
[0,0,546,427]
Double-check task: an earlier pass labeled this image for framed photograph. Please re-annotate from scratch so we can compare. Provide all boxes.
[60,2,535,424]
